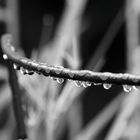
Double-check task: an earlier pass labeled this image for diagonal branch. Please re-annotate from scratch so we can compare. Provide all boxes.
[2,34,140,86]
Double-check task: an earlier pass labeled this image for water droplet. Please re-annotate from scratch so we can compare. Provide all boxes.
[103,83,112,90]
[36,71,42,75]
[55,69,61,74]
[68,72,74,78]
[51,77,57,81]
[54,65,63,74]
[123,85,132,92]
[45,68,51,74]
[57,78,64,84]
[82,82,89,88]
[122,73,129,80]
[25,69,34,75]
[82,81,92,88]
[25,69,29,73]
[133,85,140,90]
[3,54,8,60]
[74,81,82,87]
[85,81,92,86]
[13,63,20,70]
[93,83,102,86]
[100,75,108,81]
[20,67,26,75]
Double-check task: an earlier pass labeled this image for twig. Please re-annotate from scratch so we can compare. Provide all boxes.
[2,34,140,86]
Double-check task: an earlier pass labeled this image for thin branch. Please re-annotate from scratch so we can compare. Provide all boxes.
[2,34,140,86]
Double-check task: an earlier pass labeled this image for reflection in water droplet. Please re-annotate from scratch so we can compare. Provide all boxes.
[54,65,64,74]
[25,69,29,73]
[20,67,26,75]
[3,54,8,60]
[133,85,140,90]
[93,83,102,86]
[74,81,82,87]
[55,69,61,74]
[100,75,108,81]
[45,68,51,74]
[13,63,20,70]
[123,85,132,92]
[57,78,64,84]
[51,77,57,81]
[82,82,88,88]
[85,81,92,87]
[68,72,74,78]
[103,83,112,90]
[25,69,34,75]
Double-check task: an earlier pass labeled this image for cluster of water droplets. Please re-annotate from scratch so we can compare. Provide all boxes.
[8,61,140,92]
[73,81,92,88]
[122,85,140,93]
[69,79,140,92]
[13,63,34,75]
[51,76,65,84]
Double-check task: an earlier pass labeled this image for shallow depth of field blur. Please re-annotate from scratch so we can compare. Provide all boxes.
[1,0,140,140]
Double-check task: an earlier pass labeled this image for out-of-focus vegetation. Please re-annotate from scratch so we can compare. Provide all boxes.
[0,0,140,140]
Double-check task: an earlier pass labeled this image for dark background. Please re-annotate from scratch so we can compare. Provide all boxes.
[1,0,126,139]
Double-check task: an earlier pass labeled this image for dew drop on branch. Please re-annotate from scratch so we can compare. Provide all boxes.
[3,54,8,60]
[123,85,132,92]
[20,67,26,75]
[51,77,57,81]
[85,81,92,86]
[74,81,82,87]
[82,81,92,88]
[68,72,74,78]
[13,63,20,70]
[45,68,51,74]
[93,83,102,86]
[55,69,61,74]
[82,82,89,88]
[25,69,34,75]
[54,65,64,74]
[133,85,140,90]
[57,78,64,84]
[103,83,112,90]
